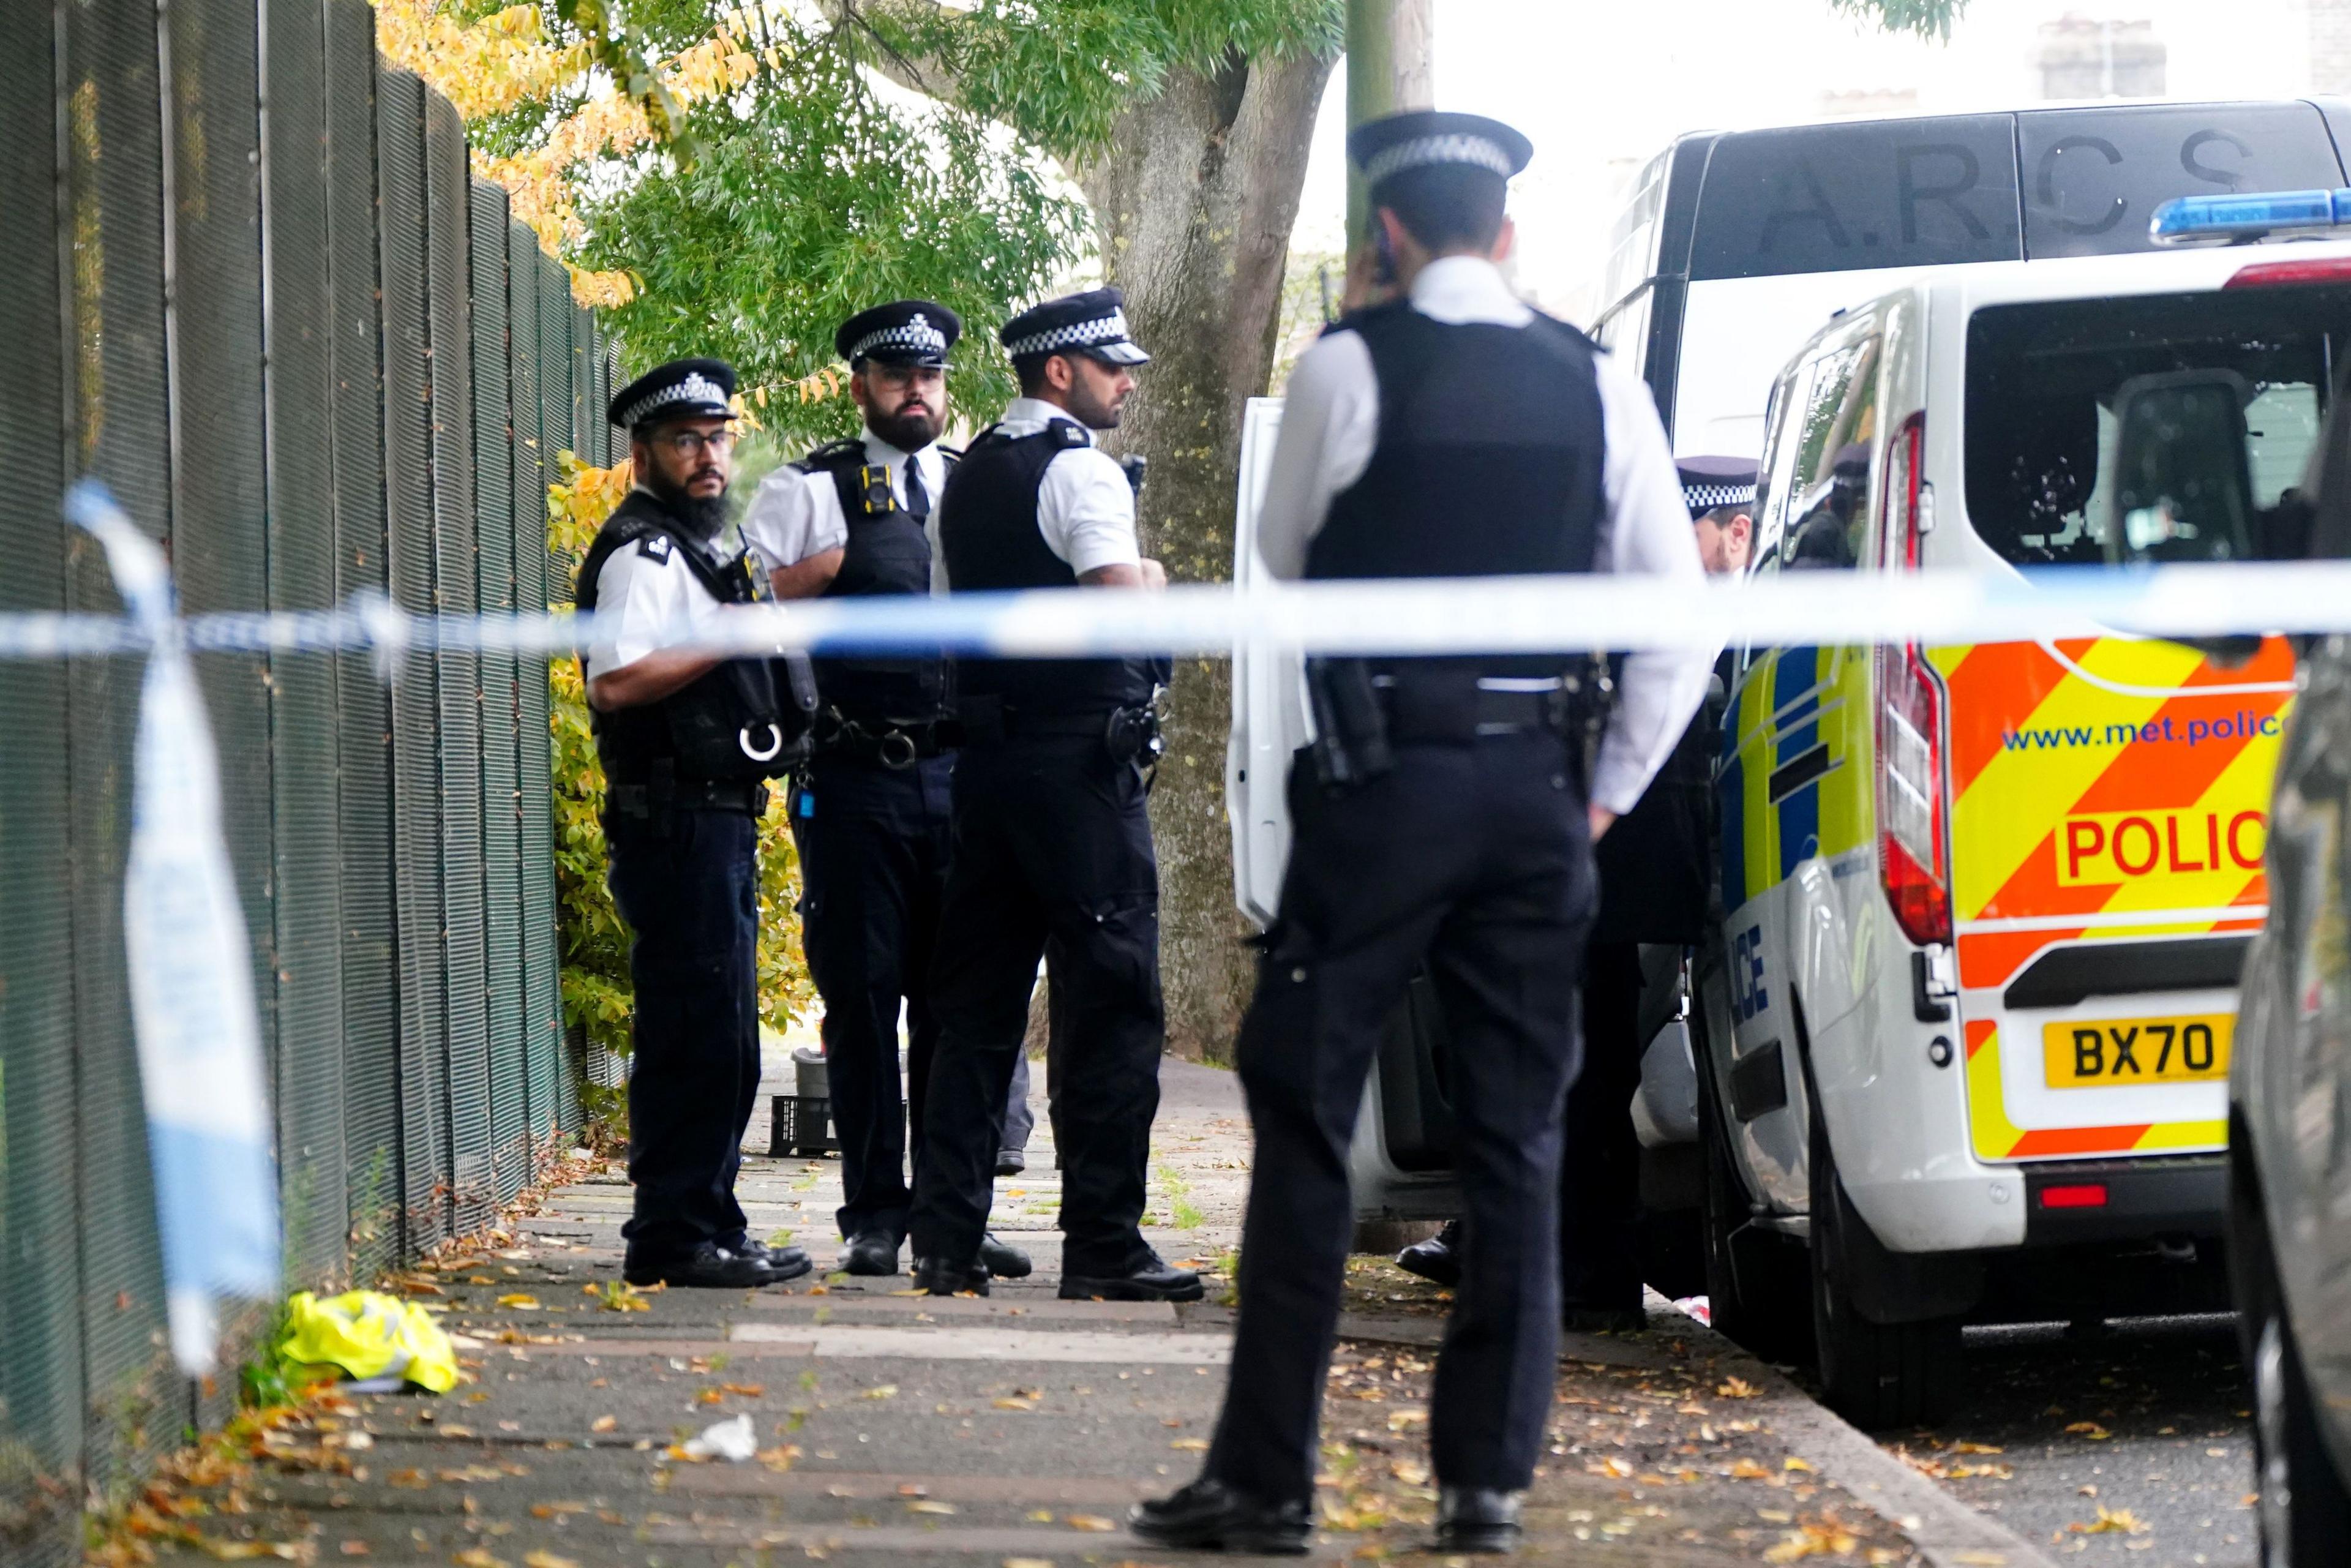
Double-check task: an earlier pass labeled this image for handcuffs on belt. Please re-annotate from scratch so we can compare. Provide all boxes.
[812,707,932,770]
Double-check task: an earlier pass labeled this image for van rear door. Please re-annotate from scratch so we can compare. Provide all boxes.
[1943,282,2350,1161]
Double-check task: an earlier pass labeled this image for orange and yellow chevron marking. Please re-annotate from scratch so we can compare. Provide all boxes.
[1943,637,2285,1163]
[1941,638,2290,958]
[1962,1019,2225,1161]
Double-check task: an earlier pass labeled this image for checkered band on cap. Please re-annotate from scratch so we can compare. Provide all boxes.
[849,312,950,362]
[621,369,730,427]
[1684,482,1757,512]
[1004,308,1134,359]
[1362,132,1517,185]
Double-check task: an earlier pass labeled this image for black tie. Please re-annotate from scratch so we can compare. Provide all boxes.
[903,459,930,519]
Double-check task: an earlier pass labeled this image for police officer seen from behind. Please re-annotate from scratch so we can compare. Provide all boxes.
[910,288,1199,1303]
[1395,457,1754,1327]
[1133,113,1711,1555]
[577,358,813,1291]
[740,302,1030,1284]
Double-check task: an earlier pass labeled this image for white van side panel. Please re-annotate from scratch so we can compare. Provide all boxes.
[1228,397,1302,931]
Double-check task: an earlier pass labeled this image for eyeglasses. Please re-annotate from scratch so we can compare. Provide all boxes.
[653,428,737,459]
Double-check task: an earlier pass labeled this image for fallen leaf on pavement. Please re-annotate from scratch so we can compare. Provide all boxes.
[1716,1377,1761,1399]
[197,1544,303,1562]
[993,1397,1037,1411]
[2064,1422,2111,1441]
[909,1501,958,1515]
[1952,1441,2004,1454]
[1003,1559,1054,1568]
[1171,1438,1209,1451]
[862,1384,899,1401]
[1946,1554,2011,1567]
[528,1502,587,1520]
[495,1294,541,1310]
[453,1552,510,1568]
[1783,1457,1816,1473]
[2069,1506,2149,1535]
[523,1554,580,1568]
[1762,1517,1859,1562]
[589,1416,617,1433]
[1066,1514,1117,1532]
[1588,1457,1633,1479]
[1728,1459,1773,1480]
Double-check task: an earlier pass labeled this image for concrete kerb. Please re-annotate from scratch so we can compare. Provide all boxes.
[1635,1289,2063,1568]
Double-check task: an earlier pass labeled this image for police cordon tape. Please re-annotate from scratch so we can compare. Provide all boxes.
[2,555,2350,665]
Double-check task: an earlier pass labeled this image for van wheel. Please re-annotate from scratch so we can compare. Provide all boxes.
[1807,1110,1959,1428]
[2237,1138,2351,1564]
[1695,1035,1810,1361]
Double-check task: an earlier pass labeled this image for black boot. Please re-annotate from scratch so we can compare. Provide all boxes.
[1434,1487,1522,1554]
[912,1256,989,1297]
[735,1237,814,1283]
[1395,1220,1462,1287]
[837,1230,900,1277]
[1060,1251,1202,1302]
[978,1233,1032,1279]
[1128,1477,1311,1555]
[624,1240,792,1289]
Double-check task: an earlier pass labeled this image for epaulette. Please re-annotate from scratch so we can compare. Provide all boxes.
[939,443,964,467]
[794,437,866,473]
[1048,421,1090,449]
[637,533,673,563]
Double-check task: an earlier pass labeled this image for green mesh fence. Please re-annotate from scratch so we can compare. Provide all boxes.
[0,10,593,1553]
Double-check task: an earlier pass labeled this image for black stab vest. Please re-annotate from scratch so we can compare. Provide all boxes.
[937,419,1156,720]
[1308,302,1607,681]
[575,490,787,786]
[792,438,953,725]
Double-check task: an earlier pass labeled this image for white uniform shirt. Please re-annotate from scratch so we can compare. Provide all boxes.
[581,494,744,678]
[739,426,951,572]
[928,397,1142,593]
[1256,255,1716,815]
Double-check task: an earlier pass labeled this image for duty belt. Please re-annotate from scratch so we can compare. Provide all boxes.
[812,711,954,769]
[607,776,770,817]
[1379,684,1565,742]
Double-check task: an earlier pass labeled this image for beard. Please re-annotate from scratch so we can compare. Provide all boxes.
[868,400,942,452]
[646,465,730,541]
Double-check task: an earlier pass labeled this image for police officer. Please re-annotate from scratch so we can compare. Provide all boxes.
[740,302,1030,1283]
[1396,456,1757,1327]
[1133,113,1712,1554]
[908,288,1201,1304]
[577,358,813,1291]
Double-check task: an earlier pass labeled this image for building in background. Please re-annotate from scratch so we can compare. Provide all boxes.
[2034,14,2167,98]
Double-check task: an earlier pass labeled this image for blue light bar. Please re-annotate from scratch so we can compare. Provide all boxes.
[2150,188,2351,245]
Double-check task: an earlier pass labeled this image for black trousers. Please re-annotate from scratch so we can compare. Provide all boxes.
[790,753,954,1244]
[1207,735,1595,1503]
[912,737,1162,1277]
[1559,939,1644,1311]
[606,805,763,1266]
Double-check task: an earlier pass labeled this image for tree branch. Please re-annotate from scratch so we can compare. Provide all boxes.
[820,0,966,105]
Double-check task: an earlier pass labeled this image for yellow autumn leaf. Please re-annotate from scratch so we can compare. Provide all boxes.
[1171,1437,1209,1451]
[589,1414,617,1433]
[495,1293,541,1310]
[862,1384,899,1401]
[2064,1421,2112,1440]
[907,1500,958,1515]
[1784,1457,1816,1472]
[1716,1376,1761,1398]
[1065,1514,1118,1532]
[523,1553,582,1568]
[1728,1458,1773,1480]
[452,1552,510,1568]
[2068,1506,2150,1535]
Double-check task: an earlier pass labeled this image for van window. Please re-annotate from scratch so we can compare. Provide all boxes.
[1963,287,2351,566]
[1780,336,1881,571]
[1690,118,2022,281]
[2017,103,2344,260]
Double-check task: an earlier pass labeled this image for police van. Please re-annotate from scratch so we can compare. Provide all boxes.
[1697,214,2351,1424]
[1227,97,2351,1359]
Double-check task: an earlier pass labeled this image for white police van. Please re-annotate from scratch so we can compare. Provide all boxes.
[1228,97,2351,1316]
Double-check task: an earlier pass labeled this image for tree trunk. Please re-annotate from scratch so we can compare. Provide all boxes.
[1071,49,1335,1061]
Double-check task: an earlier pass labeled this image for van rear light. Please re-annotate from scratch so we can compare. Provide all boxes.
[2038,1183,2109,1210]
[2225,256,2351,288]
[1875,410,1952,948]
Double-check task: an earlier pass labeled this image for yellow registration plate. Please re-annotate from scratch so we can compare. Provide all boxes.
[2042,1014,2233,1088]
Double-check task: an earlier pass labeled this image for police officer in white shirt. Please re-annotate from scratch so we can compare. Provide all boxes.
[577,357,812,1292]
[909,288,1195,1304]
[1134,113,1712,1555]
[740,302,1030,1284]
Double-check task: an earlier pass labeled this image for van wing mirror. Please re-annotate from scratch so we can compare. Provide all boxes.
[2105,369,2257,566]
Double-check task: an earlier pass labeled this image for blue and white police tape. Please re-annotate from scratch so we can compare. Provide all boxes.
[65,483,278,1378]
[3,556,2351,663]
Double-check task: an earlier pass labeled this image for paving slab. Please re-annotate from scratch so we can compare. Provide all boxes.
[134,1053,2046,1567]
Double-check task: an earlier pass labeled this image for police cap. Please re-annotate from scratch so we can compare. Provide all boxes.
[836,300,961,368]
[1677,455,1758,514]
[1346,110,1534,197]
[609,357,737,432]
[1000,286,1150,368]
